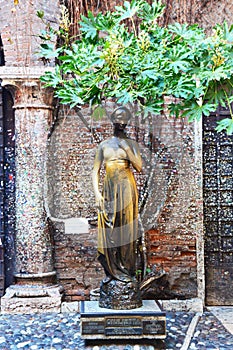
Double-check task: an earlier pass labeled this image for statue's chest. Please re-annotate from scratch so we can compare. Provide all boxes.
[103,140,126,160]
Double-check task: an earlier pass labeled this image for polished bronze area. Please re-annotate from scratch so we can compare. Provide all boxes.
[92,107,143,309]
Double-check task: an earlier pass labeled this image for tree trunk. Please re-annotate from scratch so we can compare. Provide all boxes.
[64,0,233,36]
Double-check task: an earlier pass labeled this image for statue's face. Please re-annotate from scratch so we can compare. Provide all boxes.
[114,122,127,132]
[112,110,130,126]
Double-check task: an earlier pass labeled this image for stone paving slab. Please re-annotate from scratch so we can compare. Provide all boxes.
[0,311,232,349]
[188,311,233,350]
[208,307,233,335]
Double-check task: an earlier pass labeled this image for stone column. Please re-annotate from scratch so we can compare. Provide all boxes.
[14,81,54,277]
[0,67,63,313]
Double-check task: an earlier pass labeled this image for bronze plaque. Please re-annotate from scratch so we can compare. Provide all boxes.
[105,317,142,336]
[82,320,105,335]
[143,320,166,335]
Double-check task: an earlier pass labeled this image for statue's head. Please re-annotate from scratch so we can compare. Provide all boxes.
[110,106,132,125]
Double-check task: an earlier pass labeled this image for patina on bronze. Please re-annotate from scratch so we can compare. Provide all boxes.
[92,106,143,309]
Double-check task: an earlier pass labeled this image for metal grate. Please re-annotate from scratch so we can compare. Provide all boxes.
[0,83,4,296]
[203,106,233,305]
[0,83,16,297]
[2,87,15,290]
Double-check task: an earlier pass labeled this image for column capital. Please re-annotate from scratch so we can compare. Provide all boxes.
[0,66,55,107]
[0,66,54,81]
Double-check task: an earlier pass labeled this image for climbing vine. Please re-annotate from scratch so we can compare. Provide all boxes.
[38,0,233,134]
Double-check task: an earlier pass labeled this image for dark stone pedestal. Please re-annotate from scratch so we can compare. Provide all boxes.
[99,278,142,310]
[80,300,166,340]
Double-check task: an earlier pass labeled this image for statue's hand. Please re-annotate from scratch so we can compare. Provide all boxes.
[95,192,104,211]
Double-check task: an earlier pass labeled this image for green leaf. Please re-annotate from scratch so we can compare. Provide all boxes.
[168,102,182,118]
[37,10,44,19]
[168,77,196,99]
[115,90,134,104]
[142,100,164,118]
[80,11,98,40]
[39,43,61,59]
[182,102,217,121]
[40,67,62,88]
[115,0,143,21]
[92,106,106,120]
[96,11,118,32]
[56,83,84,107]
[202,66,228,82]
[141,69,159,81]
[170,59,190,74]
[219,21,233,43]
[138,0,165,23]
[216,118,233,135]
[169,22,188,37]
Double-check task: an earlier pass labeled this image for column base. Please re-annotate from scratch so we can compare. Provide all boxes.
[0,284,63,314]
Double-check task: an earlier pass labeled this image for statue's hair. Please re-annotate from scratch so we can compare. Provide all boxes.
[110,106,132,123]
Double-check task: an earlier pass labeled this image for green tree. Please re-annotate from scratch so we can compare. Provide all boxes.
[38,0,233,134]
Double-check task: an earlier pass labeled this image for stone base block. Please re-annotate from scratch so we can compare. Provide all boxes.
[80,300,166,340]
[160,297,203,312]
[61,301,80,313]
[0,285,63,314]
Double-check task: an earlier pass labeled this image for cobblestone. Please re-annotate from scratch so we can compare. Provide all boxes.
[0,310,232,349]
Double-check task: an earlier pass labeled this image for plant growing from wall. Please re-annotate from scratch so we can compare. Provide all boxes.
[38,0,233,134]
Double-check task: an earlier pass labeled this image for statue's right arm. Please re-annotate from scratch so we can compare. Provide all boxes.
[92,144,104,211]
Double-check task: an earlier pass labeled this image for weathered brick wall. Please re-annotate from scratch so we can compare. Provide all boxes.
[50,220,103,302]
[0,0,229,301]
[46,101,202,300]
[43,0,230,300]
[1,0,232,68]
[0,0,59,67]
[47,103,122,300]
[139,115,201,298]
[141,115,202,298]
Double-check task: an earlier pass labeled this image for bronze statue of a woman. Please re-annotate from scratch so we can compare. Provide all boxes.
[92,106,143,309]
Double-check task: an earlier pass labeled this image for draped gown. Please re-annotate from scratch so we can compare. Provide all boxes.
[96,137,141,283]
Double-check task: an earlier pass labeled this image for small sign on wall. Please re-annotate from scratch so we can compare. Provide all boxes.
[64,218,89,234]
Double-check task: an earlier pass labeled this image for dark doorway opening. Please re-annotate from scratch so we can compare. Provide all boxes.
[0,35,5,66]
[203,106,233,305]
[0,84,16,296]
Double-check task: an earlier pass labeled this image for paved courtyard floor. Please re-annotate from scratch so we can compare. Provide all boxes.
[0,308,232,349]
